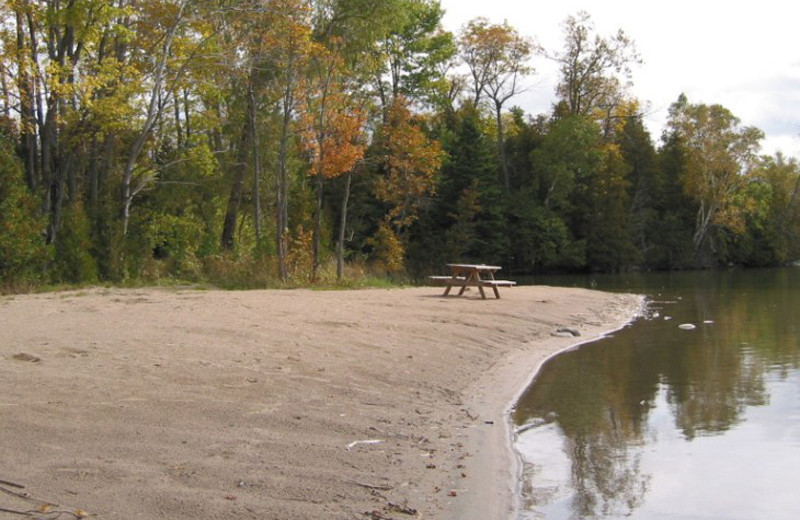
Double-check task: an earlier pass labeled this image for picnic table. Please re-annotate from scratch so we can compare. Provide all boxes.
[429,263,516,299]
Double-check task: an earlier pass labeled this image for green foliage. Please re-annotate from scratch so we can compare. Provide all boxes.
[117,204,203,283]
[725,154,800,266]
[53,202,99,284]
[644,135,697,269]
[583,144,639,271]
[666,94,764,264]
[440,106,503,260]
[372,0,457,109]
[507,200,584,270]
[202,253,273,290]
[0,138,49,285]
[2,2,799,293]
[530,115,603,213]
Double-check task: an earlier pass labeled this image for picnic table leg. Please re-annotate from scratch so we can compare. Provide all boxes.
[492,285,500,298]
[444,284,453,296]
[478,285,487,299]
[457,271,469,296]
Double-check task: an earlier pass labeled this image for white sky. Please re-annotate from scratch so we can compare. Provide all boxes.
[439,0,800,158]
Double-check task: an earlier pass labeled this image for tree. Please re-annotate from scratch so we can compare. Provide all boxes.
[436,105,502,264]
[121,0,195,237]
[551,11,640,118]
[300,44,366,280]
[583,141,639,270]
[372,0,456,112]
[0,135,48,284]
[745,153,800,264]
[666,94,764,263]
[372,97,443,269]
[459,17,533,192]
[253,0,316,280]
[527,115,609,270]
[647,134,698,268]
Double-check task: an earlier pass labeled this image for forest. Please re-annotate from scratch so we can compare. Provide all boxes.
[2,0,800,289]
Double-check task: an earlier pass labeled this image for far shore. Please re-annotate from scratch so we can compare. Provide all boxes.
[0,285,641,519]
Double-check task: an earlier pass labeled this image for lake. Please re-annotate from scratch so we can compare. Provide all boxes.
[513,268,800,520]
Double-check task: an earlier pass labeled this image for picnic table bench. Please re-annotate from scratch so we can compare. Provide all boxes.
[429,263,516,299]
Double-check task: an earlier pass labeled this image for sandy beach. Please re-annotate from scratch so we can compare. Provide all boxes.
[1,285,640,519]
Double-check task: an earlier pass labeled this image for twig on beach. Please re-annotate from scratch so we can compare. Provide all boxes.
[461,409,478,421]
[350,481,393,491]
[1,482,88,519]
[0,484,38,502]
[387,502,418,515]
[0,505,88,518]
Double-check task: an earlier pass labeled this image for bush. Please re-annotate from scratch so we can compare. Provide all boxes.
[366,222,405,274]
[52,201,99,283]
[0,137,49,287]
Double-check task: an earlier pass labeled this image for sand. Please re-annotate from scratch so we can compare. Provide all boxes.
[0,285,641,520]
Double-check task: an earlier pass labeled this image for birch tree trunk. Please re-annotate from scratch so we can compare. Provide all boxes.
[336,170,352,280]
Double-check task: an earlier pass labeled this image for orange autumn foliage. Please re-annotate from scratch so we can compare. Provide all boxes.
[374,98,444,231]
[299,95,366,179]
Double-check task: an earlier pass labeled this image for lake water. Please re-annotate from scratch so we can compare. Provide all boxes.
[513,268,800,520]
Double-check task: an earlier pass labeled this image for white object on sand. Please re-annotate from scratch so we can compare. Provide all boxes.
[678,323,696,330]
[347,439,385,450]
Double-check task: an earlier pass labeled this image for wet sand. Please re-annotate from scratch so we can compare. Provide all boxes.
[0,286,641,519]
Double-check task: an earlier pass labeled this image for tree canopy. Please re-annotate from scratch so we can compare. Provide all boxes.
[0,3,797,289]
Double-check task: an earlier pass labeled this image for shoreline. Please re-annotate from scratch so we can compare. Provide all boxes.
[1,286,642,519]
[446,291,644,520]
[505,306,645,519]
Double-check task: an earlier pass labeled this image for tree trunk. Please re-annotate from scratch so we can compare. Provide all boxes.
[276,93,293,281]
[312,172,324,281]
[221,120,250,251]
[248,86,262,241]
[121,0,189,236]
[336,170,352,280]
[495,102,509,194]
[174,94,183,148]
[692,200,718,262]
[15,11,38,191]
[183,88,191,140]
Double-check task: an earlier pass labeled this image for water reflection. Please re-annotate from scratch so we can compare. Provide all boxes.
[514,268,800,519]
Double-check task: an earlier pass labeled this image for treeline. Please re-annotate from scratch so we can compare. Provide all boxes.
[1,1,799,289]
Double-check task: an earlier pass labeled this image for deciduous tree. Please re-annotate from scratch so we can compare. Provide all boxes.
[299,44,366,279]
[666,94,763,263]
[551,11,640,118]
[459,17,534,192]
[372,97,442,269]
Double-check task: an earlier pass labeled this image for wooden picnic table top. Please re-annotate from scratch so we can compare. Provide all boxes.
[446,263,502,271]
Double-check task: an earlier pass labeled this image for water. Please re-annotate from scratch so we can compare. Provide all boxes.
[513,268,800,520]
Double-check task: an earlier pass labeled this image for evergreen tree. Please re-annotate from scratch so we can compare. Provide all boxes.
[648,135,696,268]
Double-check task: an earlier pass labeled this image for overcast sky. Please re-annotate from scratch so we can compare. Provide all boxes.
[439,0,800,158]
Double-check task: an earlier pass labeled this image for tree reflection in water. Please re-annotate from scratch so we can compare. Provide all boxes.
[567,430,649,518]
[514,268,800,519]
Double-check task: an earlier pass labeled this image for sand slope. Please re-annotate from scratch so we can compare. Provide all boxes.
[0,286,640,519]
